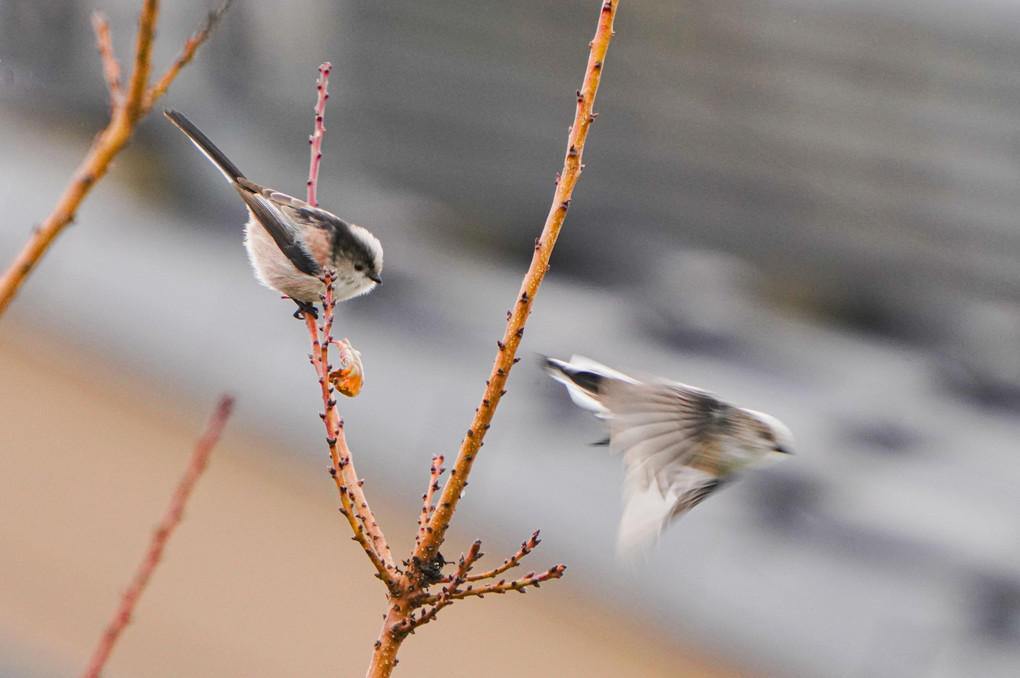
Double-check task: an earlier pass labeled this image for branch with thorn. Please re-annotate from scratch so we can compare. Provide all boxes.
[303,271,397,590]
[291,2,617,671]
[307,62,332,207]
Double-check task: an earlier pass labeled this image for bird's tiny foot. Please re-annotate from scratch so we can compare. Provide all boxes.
[292,299,319,320]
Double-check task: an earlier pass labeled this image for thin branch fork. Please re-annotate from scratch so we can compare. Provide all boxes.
[366,3,618,675]
[459,530,541,583]
[0,0,234,319]
[413,0,619,568]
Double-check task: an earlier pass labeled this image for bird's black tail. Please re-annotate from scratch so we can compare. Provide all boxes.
[544,357,605,396]
[164,109,246,183]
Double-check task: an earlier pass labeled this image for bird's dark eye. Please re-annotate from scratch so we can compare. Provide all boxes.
[354,264,364,272]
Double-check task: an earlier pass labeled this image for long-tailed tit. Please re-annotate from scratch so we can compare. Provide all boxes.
[164,110,383,316]
[545,355,793,558]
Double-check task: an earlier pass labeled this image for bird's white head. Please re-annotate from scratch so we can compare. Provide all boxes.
[744,409,795,456]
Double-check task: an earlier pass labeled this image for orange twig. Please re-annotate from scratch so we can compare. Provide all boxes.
[91,13,123,104]
[144,0,235,111]
[304,273,397,588]
[0,0,232,320]
[460,530,541,583]
[414,455,444,549]
[366,2,618,675]
[414,0,617,569]
[122,0,159,124]
[78,395,234,678]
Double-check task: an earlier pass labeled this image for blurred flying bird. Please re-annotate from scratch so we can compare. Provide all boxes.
[545,355,794,558]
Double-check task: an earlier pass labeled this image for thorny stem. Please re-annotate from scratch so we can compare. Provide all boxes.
[415,455,445,548]
[0,0,233,320]
[78,396,234,678]
[367,2,618,676]
[305,274,397,589]
[414,0,617,570]
[307,62,332,207]
[460,530,541,583]
[92,14,123,104]
[427,565,567,605]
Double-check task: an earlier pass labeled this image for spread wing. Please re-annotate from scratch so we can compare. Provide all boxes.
[599,380,733,557]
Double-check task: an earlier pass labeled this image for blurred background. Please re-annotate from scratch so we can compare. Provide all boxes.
[2,0,1020,676]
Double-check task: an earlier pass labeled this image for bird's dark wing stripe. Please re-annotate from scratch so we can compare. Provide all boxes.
[672,478,724,517]
[235,187,322,277]
[567,369,604,395]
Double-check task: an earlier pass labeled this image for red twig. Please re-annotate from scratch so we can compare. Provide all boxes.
[78,395,234,678]
[460,530,541,583]
[304,272,396,588]
[307,62,332,206]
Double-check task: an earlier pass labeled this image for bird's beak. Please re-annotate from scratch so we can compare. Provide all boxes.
[775,446,793,455]
[368,273,382,284]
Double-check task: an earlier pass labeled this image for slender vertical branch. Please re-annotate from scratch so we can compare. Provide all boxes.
[414,0,618,567]
[91,13,123,104]
[367,3,619,676]
[78,396,234,678]
[304,275,397,588]
[414,455,444,548]
[122,0,159,124]
[307,62,333,206]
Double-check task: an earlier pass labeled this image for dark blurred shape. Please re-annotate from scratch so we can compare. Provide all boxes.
[0,0,98,112]
[836,415,924,456]
[969,574,1020,642]
[938,299,1020,410]
[636,248,759,354]
[748,471,821,530]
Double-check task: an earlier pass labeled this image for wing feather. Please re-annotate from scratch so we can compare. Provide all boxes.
[234,184,322,277]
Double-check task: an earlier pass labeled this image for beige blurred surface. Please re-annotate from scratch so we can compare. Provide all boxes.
[0,322,744,678]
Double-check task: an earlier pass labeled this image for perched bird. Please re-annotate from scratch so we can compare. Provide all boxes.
[164,109,383,316]
[545,355,793,558]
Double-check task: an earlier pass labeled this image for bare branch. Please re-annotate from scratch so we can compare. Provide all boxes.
[414,455,445,549]
[367,3,619,674]
[144,0,235,112]
[307,61,332,206]
[305,272,397,588]
[91,12,123,104]
[460,530,541,583]
[78,395,234,678]
[431,565,567,604]
[413,0,619,568]
[0,0,233,319]
[123,0,159,124]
